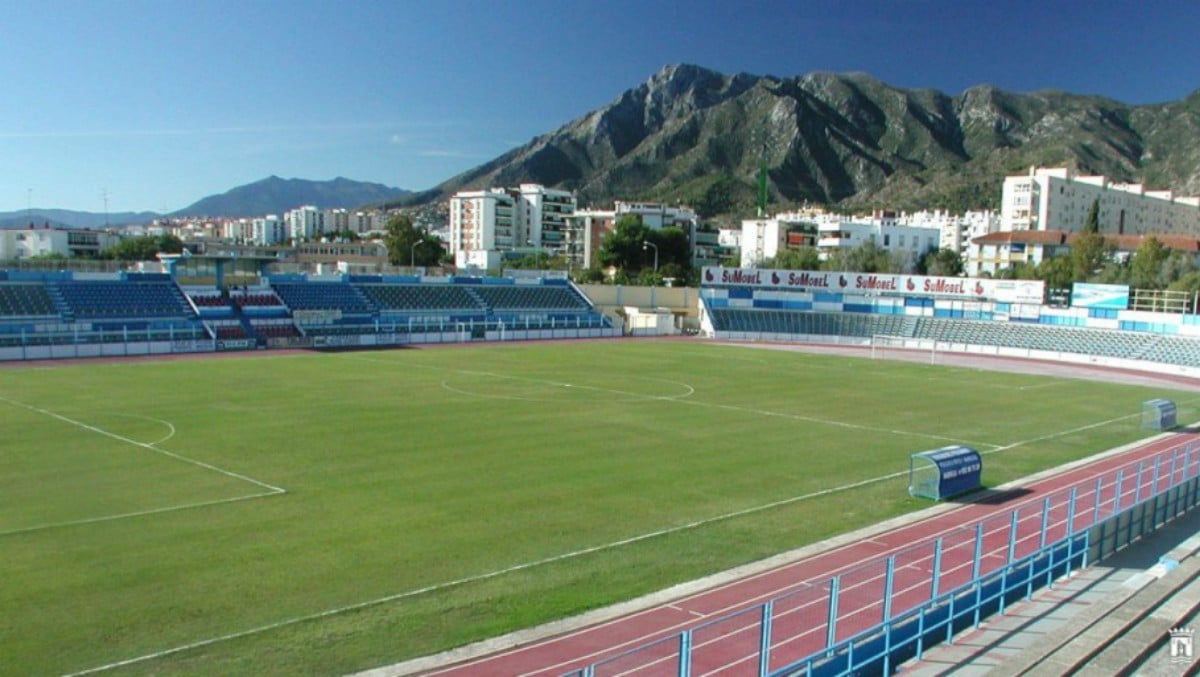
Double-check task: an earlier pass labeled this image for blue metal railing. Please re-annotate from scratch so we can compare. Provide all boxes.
[562,440,1200,677]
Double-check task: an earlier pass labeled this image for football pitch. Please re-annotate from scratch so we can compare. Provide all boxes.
[1,341,1195,675]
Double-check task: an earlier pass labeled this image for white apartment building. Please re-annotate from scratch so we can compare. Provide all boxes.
[739,208,831,267]
[350,211,390,234]
[517,183,575,252]
[252,215,286,245]
[739,208,990,269]
[322,208,350,234]
[815,219,940,267]
[1001,166,1200,234]
[222,219,255,243]
[0,226,121,260]
[448,184,576,269]
[740,217,788,268]
[889,209,999,253]
[285,205,324,242]
[449,189,518,269]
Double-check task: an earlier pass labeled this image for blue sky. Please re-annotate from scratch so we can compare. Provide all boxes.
[4,0,1199,213]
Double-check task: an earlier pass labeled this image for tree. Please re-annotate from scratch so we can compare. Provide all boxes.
[921,248,965,277]
[325,229,359,243]
[1129,236,1169,289]
[821,240,899,273]
[1161,250,1197,288]
[598,215,652,271]
[101,234,184,261]
[577,267,606,284]
[1083,197,1100,234]
[1167,270,1200,300]
[994,262,1039,280]
[383,214,441,267]
[598,216,695,274]
[649,226,690,271]
[29,252,68,261]
[1068,229,1114,282]
[1036,256,1074,290]
[763,246,820,270]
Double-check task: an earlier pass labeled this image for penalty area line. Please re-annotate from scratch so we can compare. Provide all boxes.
[0,395,285,494]
[0,490,282,538]
[66,470,913,675]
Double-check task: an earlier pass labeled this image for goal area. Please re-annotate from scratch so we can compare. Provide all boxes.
[870,334,937,364]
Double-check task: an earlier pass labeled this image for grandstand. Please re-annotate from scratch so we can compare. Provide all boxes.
[356,283,481,313]
[0,282,56,318]
[3,261,1200,372]
[0,267,616,361]
[701,267,1200,375]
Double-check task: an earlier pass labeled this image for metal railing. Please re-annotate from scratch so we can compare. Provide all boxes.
[563,439,1200,677]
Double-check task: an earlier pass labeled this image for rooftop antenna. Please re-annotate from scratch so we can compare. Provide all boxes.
[101,188,109,227]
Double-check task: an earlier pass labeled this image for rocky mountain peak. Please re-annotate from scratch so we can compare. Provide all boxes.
[391,66,1200,216]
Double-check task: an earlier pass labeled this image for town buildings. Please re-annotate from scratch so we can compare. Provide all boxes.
[739,209,996,268]
[448,184,722,271]
[969,167,1200,275]
[563,201,718,270]
[1000,166,1200,235]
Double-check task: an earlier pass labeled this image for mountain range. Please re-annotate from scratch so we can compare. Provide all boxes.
[0,176,409,229]
[170,176,409,218]
[13,65,1200,229]
[390,64,1200,217]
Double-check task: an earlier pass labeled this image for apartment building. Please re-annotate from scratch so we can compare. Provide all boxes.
[0,225,121,259]
[448,184,577,269]
[284,206,324,242]
[1001,166,1200,234]
[815,218,940,267]
[252,215,286,246]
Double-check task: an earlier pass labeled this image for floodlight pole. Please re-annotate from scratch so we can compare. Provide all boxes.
[410,241,419,269]
[642,240,658,273]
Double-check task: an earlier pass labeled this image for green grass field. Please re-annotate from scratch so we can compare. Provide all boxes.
[1,341,1195,675]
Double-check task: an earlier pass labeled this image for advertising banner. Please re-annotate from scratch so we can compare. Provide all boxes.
[1071,283,1130,309]
[702,268,1044,303]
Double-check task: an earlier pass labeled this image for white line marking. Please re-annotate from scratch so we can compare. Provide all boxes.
[0,491,281,538]
[665,604,705,619]
[68,469,922,675]
[985,411,1143,454]
[346,353,996,449]
[439,375,695,403]
[101,411,178,445]
[0,395,285,494]
[671,397,1000,449]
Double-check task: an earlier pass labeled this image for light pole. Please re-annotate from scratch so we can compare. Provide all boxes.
[410,241,419,269]
[642,240,658,273]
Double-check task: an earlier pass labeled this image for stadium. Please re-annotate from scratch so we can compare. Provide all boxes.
[2,257,1199,676]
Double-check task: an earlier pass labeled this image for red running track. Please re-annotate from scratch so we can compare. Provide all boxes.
[424,430,1198,677]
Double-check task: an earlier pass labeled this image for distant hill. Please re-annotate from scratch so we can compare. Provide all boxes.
[386,63,1200,216]
[171,176,410,218]
[0,209,158,229]
[0,177,411,229]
